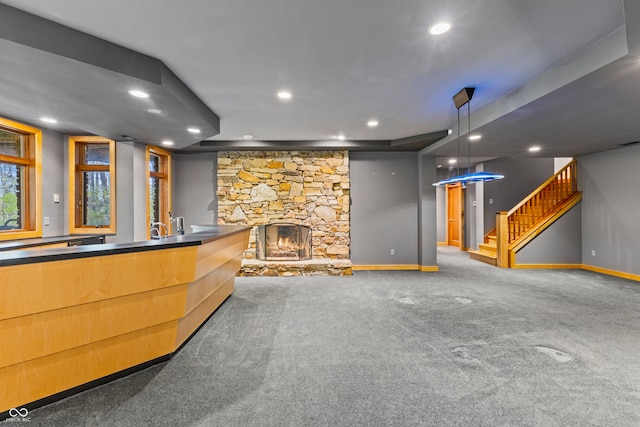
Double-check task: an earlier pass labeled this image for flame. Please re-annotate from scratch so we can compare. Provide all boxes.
[277,237,294,250]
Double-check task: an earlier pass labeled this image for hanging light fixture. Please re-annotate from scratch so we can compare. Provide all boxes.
[433,87,504,186]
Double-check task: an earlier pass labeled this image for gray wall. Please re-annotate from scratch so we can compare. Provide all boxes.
[11,128,212,243]
[554,157,573,173]
[418,155,437,267]
[434,164,484,250]
[482,158,554,233]
[350,152,419,265]
[16,130,146,242]
[172,152,217,233]
[464,179,477,250]
[132,142,147,240]
[580,145,640,275]
[474,163,485,248]
[111,141,146,243]
[515,202,582,265]
[434,165,463,245]
[41,129,66,237]
[172,151,437,267]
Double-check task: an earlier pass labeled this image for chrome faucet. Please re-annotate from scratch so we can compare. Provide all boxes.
[150,222,168,239]
[169,212,185,235]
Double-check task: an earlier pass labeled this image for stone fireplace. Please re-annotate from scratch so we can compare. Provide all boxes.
[217,151,352,276]
[256,223,312,261]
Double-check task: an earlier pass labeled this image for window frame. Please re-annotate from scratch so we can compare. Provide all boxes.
[68,136,116,235]
[0,117,42,241]
[145,145,172,239]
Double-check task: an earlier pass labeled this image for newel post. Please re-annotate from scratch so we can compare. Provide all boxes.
[496,212,509,268]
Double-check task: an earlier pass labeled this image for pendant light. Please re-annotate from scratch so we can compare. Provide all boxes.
[433,87,504,186]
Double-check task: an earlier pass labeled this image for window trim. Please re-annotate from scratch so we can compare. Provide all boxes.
[0,117,42,241]
[68,136,116,235]
[145,145,172,239]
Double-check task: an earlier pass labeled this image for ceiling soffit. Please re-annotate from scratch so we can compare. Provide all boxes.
[0,3,220,149]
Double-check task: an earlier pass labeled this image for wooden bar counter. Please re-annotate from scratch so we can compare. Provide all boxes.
[0,225,250,413]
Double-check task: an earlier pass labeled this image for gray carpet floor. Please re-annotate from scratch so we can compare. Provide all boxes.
[8,247,640,426]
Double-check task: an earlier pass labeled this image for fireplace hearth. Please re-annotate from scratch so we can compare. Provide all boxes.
[256,223,312,261]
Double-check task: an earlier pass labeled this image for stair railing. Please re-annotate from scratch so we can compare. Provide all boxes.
[496,159,578,266]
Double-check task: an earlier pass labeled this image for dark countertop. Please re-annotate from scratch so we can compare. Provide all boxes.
[0,235,105,252]
[0,225,250,267]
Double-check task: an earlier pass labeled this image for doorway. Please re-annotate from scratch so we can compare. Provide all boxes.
[447,183,464,249]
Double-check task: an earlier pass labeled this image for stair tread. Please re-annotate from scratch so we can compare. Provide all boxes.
[478,243,497,253]
[470,248,497,257]
[469,250,497,266]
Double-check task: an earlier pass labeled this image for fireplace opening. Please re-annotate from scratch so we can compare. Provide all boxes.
[256,223,312,261]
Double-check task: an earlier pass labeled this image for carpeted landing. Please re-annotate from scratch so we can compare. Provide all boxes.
[10,247,640,426]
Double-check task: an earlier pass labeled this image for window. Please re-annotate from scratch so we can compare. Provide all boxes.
[0,118,42,241]
[68,136,116,234]
[146,145,171,238]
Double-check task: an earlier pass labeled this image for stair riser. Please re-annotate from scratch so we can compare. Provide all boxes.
[469,251,497,266]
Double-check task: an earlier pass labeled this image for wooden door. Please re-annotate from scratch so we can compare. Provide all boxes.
[447,183,463,249]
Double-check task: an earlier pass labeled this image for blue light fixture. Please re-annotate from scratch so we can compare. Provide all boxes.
[432,171,504,186]
[433,87,505,187]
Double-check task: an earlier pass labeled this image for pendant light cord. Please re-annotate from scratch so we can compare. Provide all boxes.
[432,87,505,186]
[467,101,471,175]
[457,107,461,177]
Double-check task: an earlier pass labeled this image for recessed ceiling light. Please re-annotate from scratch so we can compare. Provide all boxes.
[429,22,451,35]
[187,128,201,134]
[333,134,346,141]
[40,117,57,124]
[529,146,541,152]
[147,108,162,114]
[437,164,443,168]
[469,134,482,141]
[448,158,457,164]
[128,89,149,98]
[243,134,253,140]
[367,120,379,127]
[161,140,174,146]
[277,91,292,100]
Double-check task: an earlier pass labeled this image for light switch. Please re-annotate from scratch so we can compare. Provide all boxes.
[44,217,50,226]
[53,193,60,203]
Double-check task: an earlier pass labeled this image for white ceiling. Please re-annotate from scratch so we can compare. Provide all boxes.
[1,0,638,159]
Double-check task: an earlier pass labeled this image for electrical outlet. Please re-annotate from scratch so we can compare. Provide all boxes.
[591,250,596,257]
[489,198,494,205]
[390,249,395,256]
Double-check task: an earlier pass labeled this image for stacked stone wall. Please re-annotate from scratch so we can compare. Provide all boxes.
[217,151,350,260]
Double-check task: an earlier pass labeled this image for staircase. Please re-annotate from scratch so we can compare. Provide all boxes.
[469,159,581,267]
[469,229,498,266]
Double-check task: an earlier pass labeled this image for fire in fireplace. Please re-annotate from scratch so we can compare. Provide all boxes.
[256,223,312,261]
